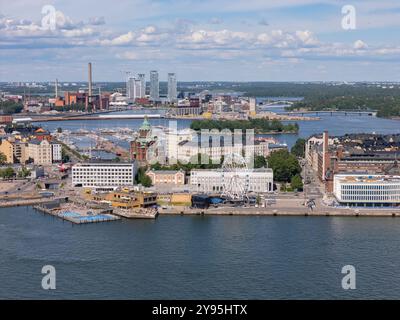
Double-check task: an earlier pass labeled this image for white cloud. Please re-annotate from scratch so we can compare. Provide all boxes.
[354,40,368,50]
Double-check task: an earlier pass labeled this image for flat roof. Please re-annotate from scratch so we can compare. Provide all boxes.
[335,174,400,183]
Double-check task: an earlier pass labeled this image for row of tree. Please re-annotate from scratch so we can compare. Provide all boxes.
[190,119,299,133]
[0,101,23,114]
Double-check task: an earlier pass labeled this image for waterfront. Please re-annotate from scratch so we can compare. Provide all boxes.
[35,107,400,149]
[1,206,400,299]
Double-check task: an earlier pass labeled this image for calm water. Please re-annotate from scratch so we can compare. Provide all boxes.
[36,108,400,149]
[1,206,400,299]
[6,109,400,299]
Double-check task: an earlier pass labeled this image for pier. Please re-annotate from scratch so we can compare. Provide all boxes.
[159,198,400,217]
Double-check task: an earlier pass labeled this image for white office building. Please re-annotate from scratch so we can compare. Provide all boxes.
[150,70,159,101]
[72,162,138,190]
[167,73,177,103]
[190,168,274,194]
[333,174,400,207]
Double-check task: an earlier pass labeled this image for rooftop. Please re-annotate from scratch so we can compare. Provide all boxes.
[335,174,400,183]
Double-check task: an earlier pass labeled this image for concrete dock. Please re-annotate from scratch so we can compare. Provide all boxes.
[159,205,400,217]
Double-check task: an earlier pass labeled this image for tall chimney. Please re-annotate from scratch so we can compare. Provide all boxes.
[88,62,93,97]
[55,78,58,98]
[322,131,329,180]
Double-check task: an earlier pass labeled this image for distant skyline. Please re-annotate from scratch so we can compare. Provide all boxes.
[1,0,400,82]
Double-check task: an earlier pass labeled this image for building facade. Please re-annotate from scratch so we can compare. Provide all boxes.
[146,169,185,185]
[150,70,159,101]
[72,162,138,190]
[333,174,400,207]
[27,139,52,165]
[52,143,62,162]
[0,139,14,163]
[138,74,146,98]
[190,168,274,194]
[167,73,177,103]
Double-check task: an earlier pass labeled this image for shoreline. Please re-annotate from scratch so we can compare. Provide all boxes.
[158,206,400,217]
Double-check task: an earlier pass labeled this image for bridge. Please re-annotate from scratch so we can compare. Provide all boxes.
[261,100,295,106]
[279,110,378,117]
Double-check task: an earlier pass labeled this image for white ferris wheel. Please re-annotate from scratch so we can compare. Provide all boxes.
[222,153,250,201]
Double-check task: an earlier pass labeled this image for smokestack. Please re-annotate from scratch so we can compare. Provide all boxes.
[88,62,93,97]
[55,78,58,98]
[322,131,329,180]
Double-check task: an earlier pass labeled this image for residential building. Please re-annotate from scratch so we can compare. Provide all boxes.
[126,77,136,101]
[52,143,62,162]
[190,168,274,194]
[306,132,400,193]
[13,141,28,164]
[333,174,400,207]
[150,70,159,101]
[146,169,185,185]
[138,74,146,98]
[27,139,52,165]
[72,162,138,190]
[170,98,202,116]
[167,73,177,103]
[0,139,14,163]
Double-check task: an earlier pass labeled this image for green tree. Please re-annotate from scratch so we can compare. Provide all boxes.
[0,152,7,165]
[18,167,31,178]
[61,147,70,163]
[291,174,303,191]
[0,167,15,179]
[0,101,23,114]
[137,167,153,187]
[254,155,267,168]
[267,149,301,182]
[291,138,306,158]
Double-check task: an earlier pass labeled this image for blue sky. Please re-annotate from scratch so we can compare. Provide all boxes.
[1,0,400,82]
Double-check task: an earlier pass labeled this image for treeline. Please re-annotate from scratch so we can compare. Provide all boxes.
[288,95,400,118]
[54,104,88,112]
[190,119,299,133]
[0,101,23,114]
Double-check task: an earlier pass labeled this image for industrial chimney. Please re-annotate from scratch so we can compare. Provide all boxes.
[322,131,329,180]
[55,78,58,98]
[88,62,93,97]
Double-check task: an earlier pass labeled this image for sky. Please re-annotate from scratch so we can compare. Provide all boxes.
[1,0,400,82]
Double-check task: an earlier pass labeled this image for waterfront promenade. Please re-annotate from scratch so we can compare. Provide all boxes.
[159,198,400,217]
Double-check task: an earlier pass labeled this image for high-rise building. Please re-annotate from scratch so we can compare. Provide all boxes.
[150,70,159,101]
[126,77,136,101]
[167,73,177,103]
[127,74,146,102]
[138,74,146,98]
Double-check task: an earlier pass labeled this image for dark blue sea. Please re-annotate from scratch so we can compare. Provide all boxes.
[1,207,400,299]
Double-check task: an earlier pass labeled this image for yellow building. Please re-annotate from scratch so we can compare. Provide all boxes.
[157,193,192,206]
[0,139,15,163]
[90,190,157,209]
